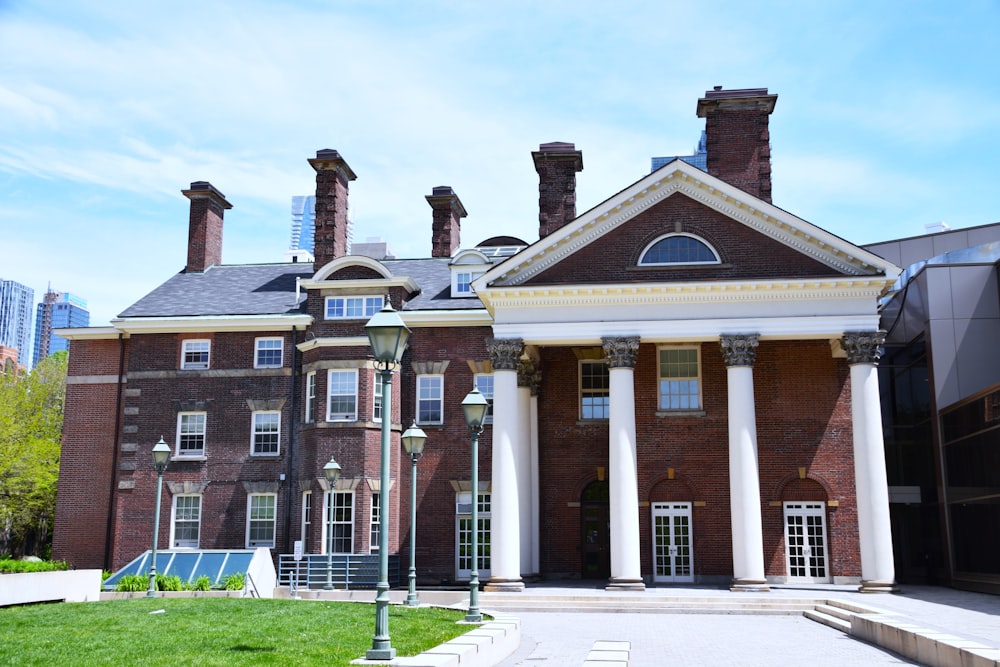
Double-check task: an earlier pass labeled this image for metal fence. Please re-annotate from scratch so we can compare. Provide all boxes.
[277,553,400,590]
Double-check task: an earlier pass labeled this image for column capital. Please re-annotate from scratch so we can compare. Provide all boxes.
[720,334,760,367]
[601,336,640,368]
[841,331,886,365]
[517,358,541,394]
[487,338,524,371]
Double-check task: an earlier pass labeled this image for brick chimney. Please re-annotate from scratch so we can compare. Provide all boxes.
[182,181,232,273]
[532,142,584,239]
[696,86,778,203]
[425,186,467,258]
[308,149,356,268]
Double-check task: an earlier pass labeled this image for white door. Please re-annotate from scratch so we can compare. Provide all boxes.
[652,502,694,583]
[784,502,831,583]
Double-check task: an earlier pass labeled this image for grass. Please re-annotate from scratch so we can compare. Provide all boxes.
[0,597,475,666]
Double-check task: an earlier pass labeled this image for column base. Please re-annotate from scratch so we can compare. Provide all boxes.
[484,578,525,593]
[606,578,645,591]
[730,578,770,592]
[858,580,897,593]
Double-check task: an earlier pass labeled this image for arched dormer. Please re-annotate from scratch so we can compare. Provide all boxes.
[450,249,491,298]
[638,233,721,266]
[313,255,393,282]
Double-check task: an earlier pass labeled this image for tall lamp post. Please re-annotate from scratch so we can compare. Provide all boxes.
[402,423,427,607]
[322,457,341,591]
[365,303,411,661]
[147,437,171,597]
[461,388,489,623]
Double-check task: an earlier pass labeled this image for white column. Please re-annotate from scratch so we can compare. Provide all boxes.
[485,338,525,592]
[721,334,769,592]
[603,336,644,590]
[529,386,541,575]
[516,369,533,575]
[843,332,896,593]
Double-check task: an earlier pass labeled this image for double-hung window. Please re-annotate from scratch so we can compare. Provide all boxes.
[325,296,383,320]
[304,371,316,423]
[172,495,201,548]
[474,373,494,423]
[177,412,206,457]
[247,493,277,548]
[300,490,312,552]
[326,491,354,553]
[416,375,444,425]
[181,340,210,370]
[659,347,702,410]
[327,369,358,421]
[456,492,491,578]
[580,361,610,420]
[369,493,380,554]
[254,337,283,368]
[373,372,384,422]
[251,411,280,456]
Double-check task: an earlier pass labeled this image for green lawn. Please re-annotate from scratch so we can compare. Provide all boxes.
[0,597,474,666]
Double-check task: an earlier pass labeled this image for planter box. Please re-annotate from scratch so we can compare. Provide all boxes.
[0,569,102,606]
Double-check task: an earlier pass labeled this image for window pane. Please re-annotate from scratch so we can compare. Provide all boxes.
[475,374,494,420]
[580,362,610,419]
[417,376,443,423]
[173,496,201,548]
[248,495,276,547]
[328,370,358,420]
[641,235,717,264]
[253,412,280,455]
[178,413,206,455]
[327,492,353,553]
[255,339,283,368]
[659,349,701,410]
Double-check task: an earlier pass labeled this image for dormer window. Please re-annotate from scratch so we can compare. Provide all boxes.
[454,271,482,296]
[639,233,720,266]
[449,249,491,298]
[325,295,383,320]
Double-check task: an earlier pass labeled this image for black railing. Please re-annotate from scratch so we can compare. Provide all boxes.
[277,553,400,590]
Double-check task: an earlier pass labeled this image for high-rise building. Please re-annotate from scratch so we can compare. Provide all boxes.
[33,289,89,367]
[651,130,708,172]
[290,195,316,253]
[0,279,34,364]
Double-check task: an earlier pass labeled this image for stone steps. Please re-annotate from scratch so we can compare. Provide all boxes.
[478,593,819,616]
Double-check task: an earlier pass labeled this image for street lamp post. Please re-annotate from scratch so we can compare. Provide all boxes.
[147,437,171,598]
[322,457,342,591]
[364,303,411,661]
[402,423,427,607]
[461,388,489,623]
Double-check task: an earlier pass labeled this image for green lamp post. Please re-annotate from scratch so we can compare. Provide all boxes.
[147,437,171,597]
[461,388,489,623]
[322,457,341,590]
[401,423,427,607]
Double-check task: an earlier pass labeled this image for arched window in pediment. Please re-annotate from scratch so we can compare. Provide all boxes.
[638,233,720,266]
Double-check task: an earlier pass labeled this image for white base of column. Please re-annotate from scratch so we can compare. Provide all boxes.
[730,578,770,592]
[858,580,897,593]
[606,578,645,591]
[484,578,525,593]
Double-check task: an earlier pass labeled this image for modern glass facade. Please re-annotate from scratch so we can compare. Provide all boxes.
[0,279,34,365]
[33,291,89,367]
[290,195,316,253]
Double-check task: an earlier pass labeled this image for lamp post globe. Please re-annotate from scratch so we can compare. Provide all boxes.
[323,457,341,591]
[364,302,410,661]
[401,423,427,607]
[461,388,488,623]
[147,437,170,597]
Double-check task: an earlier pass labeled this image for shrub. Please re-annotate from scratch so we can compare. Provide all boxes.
[115,574,148,592]
[187,575,211,591]
[156,574,183,592]
[0,559,69,574]
[223,572,245,591]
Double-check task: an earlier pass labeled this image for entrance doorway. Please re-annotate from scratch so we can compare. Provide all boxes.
[652,502,694,583]
[783,502,830,583]
[580,481,610,579]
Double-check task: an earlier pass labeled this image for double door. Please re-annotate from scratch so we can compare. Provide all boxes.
[784,502,830,582]
[652,502,693,583]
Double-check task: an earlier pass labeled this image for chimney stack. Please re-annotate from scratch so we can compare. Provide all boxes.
[696,87,778,203]
[309,149,356,269]
[426,186,467,258]
[182,181,232,273]
[532,142,583,239]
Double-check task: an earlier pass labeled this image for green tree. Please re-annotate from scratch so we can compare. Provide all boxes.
[0,351,66,557]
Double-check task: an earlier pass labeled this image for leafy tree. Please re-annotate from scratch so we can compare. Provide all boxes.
[0,351,66,557]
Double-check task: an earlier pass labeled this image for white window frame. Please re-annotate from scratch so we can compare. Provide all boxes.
[456,491,491,579]
[181,339,210,370]
[304,371,316,423]
[300,490,312,553]
[246,493,277,548]
[254,337,284,369]
[783,501,831,583]
[251,410,281,456]
[638,233,721,266]
[171,494,202,549]
[176,412,206,457]
[373,372,384,423]
[369,493,380,554]
[474,373,494,424]
[327,369,358,421]
[579,361,610,420]
[325,490,355,554]
[658,346,702,411]
[451,270,484,297]
[324,295,384,320]
[416,374,444,425]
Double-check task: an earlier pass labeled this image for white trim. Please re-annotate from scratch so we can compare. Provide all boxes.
[170,494,202,549]
[176,411,206,457]
[111,314,313,334]
[304,371,316,423]
[324,295,384,320]
[639,232,721,266]
[657,345,702,411]
[251,410,281,456]
[327,368,359,422]
[310,255,393,282]
[180,339,211,370]
[416,374,445,425]
[254,336,284,369]
[246,493,277,549]
[297,336,370,352]
[52,326,120,340]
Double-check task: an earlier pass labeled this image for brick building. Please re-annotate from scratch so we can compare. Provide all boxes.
[54,87,902,592]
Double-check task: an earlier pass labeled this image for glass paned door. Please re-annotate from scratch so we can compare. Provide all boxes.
[784,502,830,582]
[652,502,693,583]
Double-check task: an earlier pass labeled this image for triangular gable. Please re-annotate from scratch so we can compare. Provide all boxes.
[477,159,899,289]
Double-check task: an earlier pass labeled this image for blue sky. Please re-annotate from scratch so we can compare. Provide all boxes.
[2,1,999,326]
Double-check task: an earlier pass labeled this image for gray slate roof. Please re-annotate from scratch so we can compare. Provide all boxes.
[118,258,484,318]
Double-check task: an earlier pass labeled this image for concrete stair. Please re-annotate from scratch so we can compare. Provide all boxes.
[478,591,819,616]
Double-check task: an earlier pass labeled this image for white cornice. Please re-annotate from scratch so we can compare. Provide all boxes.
[475,161,901,289]
[296,336,369,352]
[299,277,419,292]
[399,309,493,328]
[52,326,121,340]
[109,314,314,334]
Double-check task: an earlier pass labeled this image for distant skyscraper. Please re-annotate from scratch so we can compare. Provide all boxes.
[0,279,34,365]
[651,130,708,172]
[33,289,89,367]
[290,195,316,253]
